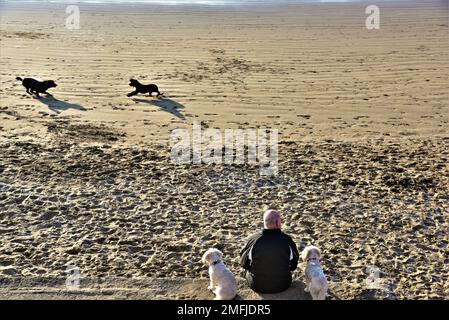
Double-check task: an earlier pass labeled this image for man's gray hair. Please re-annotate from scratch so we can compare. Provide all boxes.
[263,209,281,229]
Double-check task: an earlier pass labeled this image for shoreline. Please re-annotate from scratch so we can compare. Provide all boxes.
[1,0,446,8]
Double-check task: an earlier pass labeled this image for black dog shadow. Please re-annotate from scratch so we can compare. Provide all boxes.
[132,97,186,120]
[35,95,87,114]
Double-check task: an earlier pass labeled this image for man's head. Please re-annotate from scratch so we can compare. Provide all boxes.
[263,209,281,230]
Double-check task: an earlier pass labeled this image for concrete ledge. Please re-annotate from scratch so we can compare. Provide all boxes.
[0,277,311,300]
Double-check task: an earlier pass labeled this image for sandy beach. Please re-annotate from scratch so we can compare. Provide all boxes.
[0,0,448,300]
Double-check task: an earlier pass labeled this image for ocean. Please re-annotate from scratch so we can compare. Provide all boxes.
[0,0,411,6]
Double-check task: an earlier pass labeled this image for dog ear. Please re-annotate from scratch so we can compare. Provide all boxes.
[214,249,223,258]
[301,247,310,262]
[201,250,211,265]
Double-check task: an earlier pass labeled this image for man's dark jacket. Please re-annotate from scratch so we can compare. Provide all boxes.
[240,229,299,293]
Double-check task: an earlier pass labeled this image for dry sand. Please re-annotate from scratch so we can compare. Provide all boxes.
[0,1,448,299]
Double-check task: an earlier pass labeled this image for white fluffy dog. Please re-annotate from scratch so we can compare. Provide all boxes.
[201,248,237,300]
[301,245,329,300]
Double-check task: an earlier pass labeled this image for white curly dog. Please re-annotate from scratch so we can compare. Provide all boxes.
[301,245,329,300]
[202,248,237,300]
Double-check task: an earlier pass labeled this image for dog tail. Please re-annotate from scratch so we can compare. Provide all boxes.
[16,77,23,81]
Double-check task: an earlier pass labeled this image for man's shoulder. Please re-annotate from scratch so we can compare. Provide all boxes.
[245,230,295,244]
[245,231,263,243]
[279,231,296,243]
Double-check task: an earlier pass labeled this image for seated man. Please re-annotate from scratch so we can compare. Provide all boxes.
[240,209,299,293]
